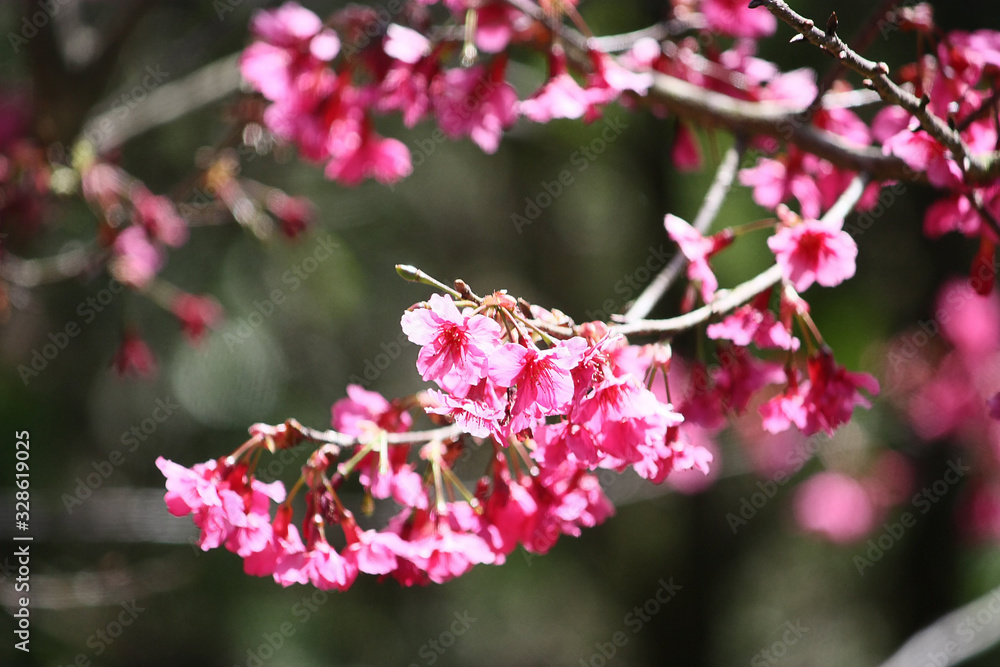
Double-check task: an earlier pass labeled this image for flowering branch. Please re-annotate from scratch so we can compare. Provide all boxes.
[750,0,999,182]
[614,173,869,337]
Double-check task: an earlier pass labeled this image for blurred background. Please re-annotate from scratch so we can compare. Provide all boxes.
[2,0,1000,665]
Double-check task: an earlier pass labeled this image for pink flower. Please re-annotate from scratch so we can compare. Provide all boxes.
[222,480,285,558]
[425,380,507,439]
[112,226,164,288]
[266,193,314,238]
[324,121,412,185]
[343,525,410,575]
[401,293,503,393]
[156,456,221,518]
[488,338,588,432]
[761,352,879,436]
[244,516,307,580]
[474,2,524,53]
[664,213,725,302]
[133,189,188,247]
[740,153,823,219]
[935,279,1000,357]
[519,49,590,123]
[332,384,413,436]
[882,126,962,188]
[431,60,519,154]
[172,294,223,343]
[794,472,876,543]
[249,2,322,46]
[924,194,981,238]
[767,218,858,292]
[706,303,799,351]
[298,539,359,591]
[383,24,431,64]
[713,347,785,413]
[112,331,157,378]
[672,123,702,172]
[703,0,777,38]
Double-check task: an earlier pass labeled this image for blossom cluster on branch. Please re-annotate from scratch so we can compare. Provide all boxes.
[4,0,1000,593]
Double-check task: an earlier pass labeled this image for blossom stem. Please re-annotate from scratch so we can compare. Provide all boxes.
[395,264,463,299]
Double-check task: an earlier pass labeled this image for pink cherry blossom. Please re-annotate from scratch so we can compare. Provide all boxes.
[767,218,858,292]
[401,293,503,393]
[112,226,164,288]
[519,49,590,122]
[172,294,223,343]
[672,122,702,172]
[112,331,157,377]
[331,384,413,436]
[383,24,431,64]
[761,352,879,436]
[664,213,723,302]
[488,337,588,432]
[324,122,412,185]
[706,303,799,351]
[740,153,823,219]
[431,60,519,154]
[703,0,777,39]
[249,2,322,46]
[133,189,188,247]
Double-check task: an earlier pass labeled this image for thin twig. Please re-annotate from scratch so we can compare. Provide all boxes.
[614,173,869,337]
[805,0,900,117]
[80,52,242,154]
[0,244,105,288]
[622,139,746,323]
[250,418,466,449]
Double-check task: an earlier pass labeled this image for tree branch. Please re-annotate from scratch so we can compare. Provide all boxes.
[614,173,869,337]
[80,52,242,154]
[751,0,1000,182]
[0,244,105,288]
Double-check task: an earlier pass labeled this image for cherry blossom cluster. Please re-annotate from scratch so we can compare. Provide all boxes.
[157,206,888,589]
[871,26,1000,291]
[237,1,653,185]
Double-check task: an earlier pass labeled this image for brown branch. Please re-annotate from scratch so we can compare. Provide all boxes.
[751,0,1000,182]
[644,71,918,182]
